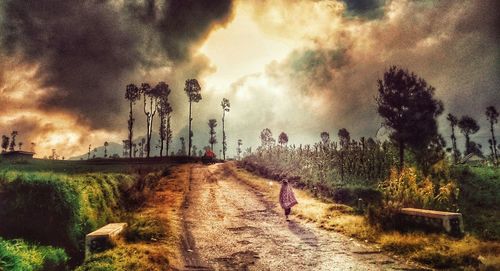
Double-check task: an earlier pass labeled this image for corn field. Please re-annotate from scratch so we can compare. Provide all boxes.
[242,137,398,190]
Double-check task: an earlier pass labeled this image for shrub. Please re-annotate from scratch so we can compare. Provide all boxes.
[370,167,459,230]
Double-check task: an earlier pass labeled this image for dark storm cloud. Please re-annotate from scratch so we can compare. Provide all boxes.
[127,0,234,62]
[0,0,142,129]
[0,0,234,131]
[342,0,385,19]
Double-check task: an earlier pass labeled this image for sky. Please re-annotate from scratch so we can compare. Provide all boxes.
[0,0,498,158]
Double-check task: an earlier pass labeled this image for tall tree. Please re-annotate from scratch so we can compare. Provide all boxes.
[237,139,243,159]
[179,137,186,156]
[208,119,217,150]
[166,114,173,156]
[278,132,289,146]
[141,83,161,158]
[184,79,202,156]
[320,132,330,145]
[18,142,23,151]
[88,144,92,160]
[458,115,480,155]
[486,106,498,163]
[446,113,460,164]
[9,131,18,151]
[1,136,9,152]
[376,66,443,170]
[221,98,230,160]
[156,82,172,157]
[125,84,140,158]
[260,128,274,147]
[104,141,109,158]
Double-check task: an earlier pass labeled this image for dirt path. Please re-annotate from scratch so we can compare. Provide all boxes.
[180,163,424,271]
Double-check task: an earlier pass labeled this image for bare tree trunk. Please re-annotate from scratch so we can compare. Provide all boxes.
[188,101,192,156]
[222,111,226,160]
[166,115,171,157]
[128,100,133,158]
[491,122,498,163]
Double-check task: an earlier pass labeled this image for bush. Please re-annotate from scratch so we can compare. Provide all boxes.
[0,238,68,271]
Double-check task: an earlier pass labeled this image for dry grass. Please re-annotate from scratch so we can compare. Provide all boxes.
[78,164,191,270]
[231,163,500,270]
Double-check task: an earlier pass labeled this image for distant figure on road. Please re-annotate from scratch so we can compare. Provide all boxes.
[202,148,216,164]
[279,179,298,221]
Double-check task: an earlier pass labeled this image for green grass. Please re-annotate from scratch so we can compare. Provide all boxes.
[452,165,500,240]
[0,238,68,271]
[0,169,137,263]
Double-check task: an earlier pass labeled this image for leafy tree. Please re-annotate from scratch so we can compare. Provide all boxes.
[30,142,35,152]
[141,83,161,158]
[468,141,483,156]
[486,106,498,163]
[9,131,18,151]
[260,128,274,147]
[156,82,172,157]
[184,79,202,156]
[458,115,480,155]
[208,119,217,150]
[1,135,9,152]
[18,142,23,150]
[446,113,460,163]
[338,128,350,149]
[413,134,446,174]
[278,132,289,146]
[320,132,330,145]
[104,141,109,158]
[376,66,443,170]
[125,84,140,158]
[88,144,92,160]
[221,98,230,160]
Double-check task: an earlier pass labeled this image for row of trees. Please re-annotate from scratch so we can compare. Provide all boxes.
[376,66,498,169]
[247,66,497,188]
[1,131,35,153]
[125,81,173,158]
[124,78,235,159]
[446,107,499,164]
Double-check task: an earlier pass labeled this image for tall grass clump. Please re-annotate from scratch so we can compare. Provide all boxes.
[0,237,68,271]
[369,165,459,230]
[0,170,136,263]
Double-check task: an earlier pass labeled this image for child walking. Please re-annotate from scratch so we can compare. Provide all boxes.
[279,179,298,221]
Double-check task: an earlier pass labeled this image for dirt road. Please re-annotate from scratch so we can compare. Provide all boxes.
[181,163,424,271]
